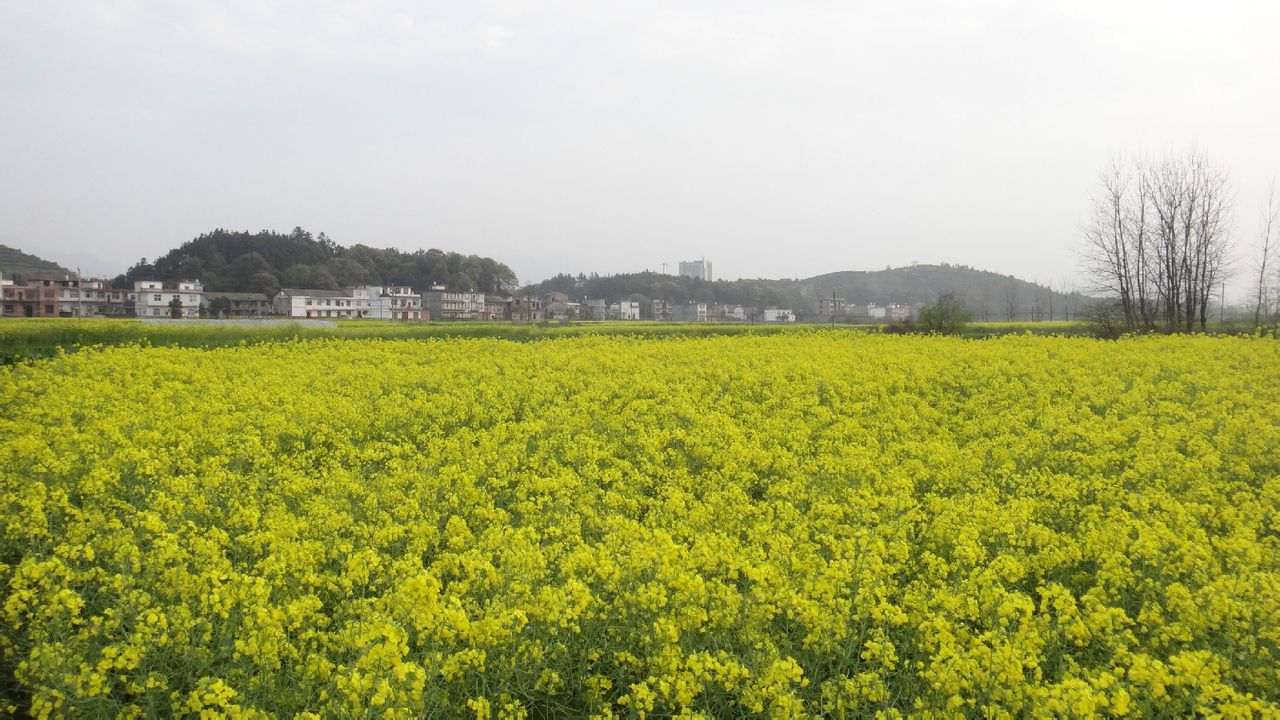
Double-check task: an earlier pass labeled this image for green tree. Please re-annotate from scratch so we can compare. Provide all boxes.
[208,296,232,319]
[917,292,971,334]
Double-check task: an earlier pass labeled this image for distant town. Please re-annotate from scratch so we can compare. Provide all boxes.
[0,258,927,324]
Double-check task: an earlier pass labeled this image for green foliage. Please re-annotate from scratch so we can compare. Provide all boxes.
[917,291,972,334]
[0,319,829,364]
[112,227,518,296]
[525,265,1086,323]
[0,244,73,282]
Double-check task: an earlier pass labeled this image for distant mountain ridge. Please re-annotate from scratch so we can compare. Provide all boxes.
[527,264,1087,322]
[0,244,74,281]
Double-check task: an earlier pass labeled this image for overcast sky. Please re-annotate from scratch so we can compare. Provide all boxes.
[2,1,1277,293]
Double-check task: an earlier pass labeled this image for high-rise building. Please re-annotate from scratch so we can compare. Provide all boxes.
[678,258,713,281]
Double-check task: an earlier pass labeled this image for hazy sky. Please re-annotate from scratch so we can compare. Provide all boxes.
[2,1,1278,293]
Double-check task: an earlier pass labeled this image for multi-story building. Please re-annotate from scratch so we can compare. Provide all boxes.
[74,281,134,317]
[2,279,57,317]
[424,286,487,320]
[672,302,708,322]
[865,304,888,320]
[763,308,796,323]
[485,295,511,320]
[511,296,543,322]
[614,300,641,320]
[817,297,848,319]
[889,304,913,321]
[722,304,752,322]
[360,286,424,321]
[651,299,672,321]
[3,278,133,317]
[678,258,713,282]
[584,298,609,321]
[135,280,203,318]
[204,292,273,318]
[273,288,360,319]
[544,292,581,320]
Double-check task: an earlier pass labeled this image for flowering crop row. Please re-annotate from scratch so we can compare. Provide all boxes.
[1,333,1278,718]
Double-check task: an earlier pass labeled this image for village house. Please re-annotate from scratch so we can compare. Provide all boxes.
[484,295,510,320]
[203,291,273,318]
[353,286,424,321]
[613,300,641,320]
[817,297,847,319]
[543,292,581,320]
[3,278,134,318]
[584,298,609,320]
[510,296,543,322]
[424,286,487,320]
[135,280,203,318]
[671,302,708,322]
[273,288,360,319]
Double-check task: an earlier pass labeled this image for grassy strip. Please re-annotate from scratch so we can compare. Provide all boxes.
[0,319,827,363]
[0,318,1105,363]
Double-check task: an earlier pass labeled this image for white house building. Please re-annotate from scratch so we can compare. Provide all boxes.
[614,300,641,320]
[273,288,361,319]
[134,280,203,318]
[352,285,424,321]
[763,308,795,323]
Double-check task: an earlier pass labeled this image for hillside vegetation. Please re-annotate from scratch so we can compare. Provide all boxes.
[112,228,518,296]
[527,264,1086,321]
[0,244,73,282]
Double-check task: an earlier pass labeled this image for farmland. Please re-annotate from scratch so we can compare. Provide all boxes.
[1,332,1278,717]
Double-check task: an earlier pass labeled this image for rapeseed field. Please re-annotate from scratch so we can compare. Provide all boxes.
[1,333,1277,718]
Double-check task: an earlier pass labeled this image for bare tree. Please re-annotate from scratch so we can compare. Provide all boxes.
[1081,148,1232,332]
[1082,155,1152,328]
[1003,280,1018,321]
[1254,179,1278,327]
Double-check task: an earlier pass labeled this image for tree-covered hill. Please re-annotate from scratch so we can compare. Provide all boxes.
[0,244,73,282]
[800,264,1087,321]
[526,264,1088,321]
[113,228,518,296]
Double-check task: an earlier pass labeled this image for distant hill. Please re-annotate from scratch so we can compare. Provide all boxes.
[797,264,1086,321]
[526,264,1088,322]
[114,228,519,296]
[0,244,74,282]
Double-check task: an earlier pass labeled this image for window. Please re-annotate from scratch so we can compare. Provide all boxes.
[153,294,162,301]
